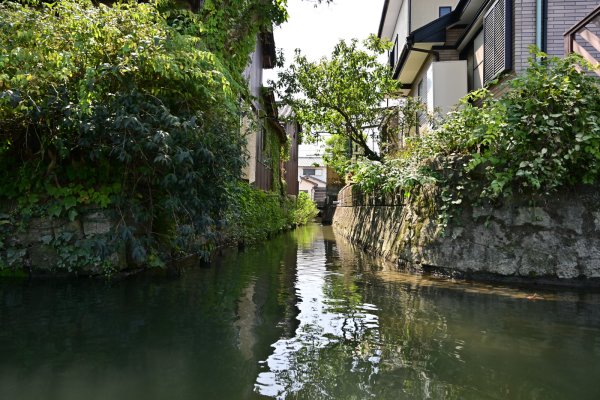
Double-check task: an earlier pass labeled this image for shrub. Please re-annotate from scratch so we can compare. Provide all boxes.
[0,0,247,269]
[353,52,600,202]
[292,192,319,225]
[224,183,317,246]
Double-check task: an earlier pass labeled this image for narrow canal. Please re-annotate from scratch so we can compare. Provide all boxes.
[1,224,600,399]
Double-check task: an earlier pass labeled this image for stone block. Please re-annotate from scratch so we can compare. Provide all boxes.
[17,218,54,245]
[27,244,58,270]
[82,211,115,237]
[53,219,84,239]
[515,207,554,229]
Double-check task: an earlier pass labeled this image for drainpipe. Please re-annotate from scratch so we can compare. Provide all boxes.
[536,0,545,52]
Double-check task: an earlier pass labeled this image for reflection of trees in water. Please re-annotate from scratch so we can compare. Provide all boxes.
[255,233,385,399]
[0,233,301,400]
[321,228,463,399]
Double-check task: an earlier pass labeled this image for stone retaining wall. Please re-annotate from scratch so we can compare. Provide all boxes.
[1,207,127,277]
[333,184,600,285]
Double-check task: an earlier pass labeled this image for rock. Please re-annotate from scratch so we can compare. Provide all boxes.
[82,211,114,236]
[27,245,58,270]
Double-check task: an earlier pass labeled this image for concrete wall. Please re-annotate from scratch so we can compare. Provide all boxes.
[429,61,468,114]
[411,0,459,31]
[333,184,600,285]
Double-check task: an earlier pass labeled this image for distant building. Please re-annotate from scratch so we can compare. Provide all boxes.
[242,31,298,194]
[298,147,343,208]
[280,105,300,196]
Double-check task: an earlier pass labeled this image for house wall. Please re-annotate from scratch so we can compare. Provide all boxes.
[242,35,264,185]
[513,0,537,73]
[410,58,467,115]
[546,0,599,57]
[513,0,598,73]
[298,164,327,181]
[243,38,263,109]
[430,61,468,114]
[284,121,299,196]
[241,115,258,183]
[411,0,459,31]
[392,0,410,52]
[299,180,316,197]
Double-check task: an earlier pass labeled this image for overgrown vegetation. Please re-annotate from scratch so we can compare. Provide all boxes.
[351,52,600,221]
[0,0,294,274]
[225,183,318,245]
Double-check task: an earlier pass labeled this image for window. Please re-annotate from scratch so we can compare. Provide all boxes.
[303,168,316,176]
[417,79,425,102]
[483,0,512,83]
[473,30,484,89]
[439,6,452,17]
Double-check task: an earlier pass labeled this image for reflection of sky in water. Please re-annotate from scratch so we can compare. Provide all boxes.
[255,233,381,399]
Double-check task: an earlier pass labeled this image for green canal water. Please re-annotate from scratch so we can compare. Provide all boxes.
[1,224,600,400]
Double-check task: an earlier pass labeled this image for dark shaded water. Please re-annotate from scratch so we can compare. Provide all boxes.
[1,225,600,400]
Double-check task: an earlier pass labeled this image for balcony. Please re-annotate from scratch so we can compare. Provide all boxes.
[564,5,600,76]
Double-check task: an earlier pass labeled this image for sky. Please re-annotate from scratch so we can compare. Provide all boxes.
[264,0,385,83]
[266,0,386,157]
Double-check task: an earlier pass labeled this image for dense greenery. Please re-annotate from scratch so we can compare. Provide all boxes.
[276,36,401,161]
[225,183,318,245]
[352,52,600,214]
[0,0,294,273]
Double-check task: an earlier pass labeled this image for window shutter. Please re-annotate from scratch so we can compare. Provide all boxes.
[483,0,512,83]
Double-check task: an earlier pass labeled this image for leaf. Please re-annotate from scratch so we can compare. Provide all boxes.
[68,208,78,222]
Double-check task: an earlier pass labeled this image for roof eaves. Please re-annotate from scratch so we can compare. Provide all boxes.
[392,12,456,81]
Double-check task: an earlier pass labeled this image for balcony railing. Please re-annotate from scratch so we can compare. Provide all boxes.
[565,5,600,77]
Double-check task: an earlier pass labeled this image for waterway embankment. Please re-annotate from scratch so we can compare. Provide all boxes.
[333,184,600,286]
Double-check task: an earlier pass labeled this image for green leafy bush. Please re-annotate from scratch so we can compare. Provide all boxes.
[224,183,317,245]
[353,52,600,204]
[0,0,271,270]
[292,192,319,225]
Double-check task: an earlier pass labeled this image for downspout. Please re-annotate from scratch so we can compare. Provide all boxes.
[536,0,546,52]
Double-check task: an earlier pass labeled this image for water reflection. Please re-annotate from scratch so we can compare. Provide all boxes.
[255,226,600,400]
[0,225,599,400]
[255,229,382,399]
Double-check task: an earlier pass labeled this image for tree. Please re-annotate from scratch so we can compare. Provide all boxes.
[276,36,401,162]
[323,134,351,178]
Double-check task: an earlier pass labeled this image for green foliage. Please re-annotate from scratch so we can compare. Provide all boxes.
[276,36,401,161]
[323,134,351,179]
[352,51,600,220]
[0,0,288,273]
[225,182,316,245]
[466,53,600,198]
[293,191,319,225]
